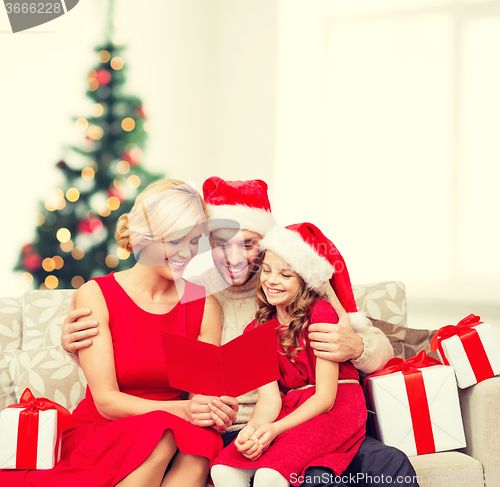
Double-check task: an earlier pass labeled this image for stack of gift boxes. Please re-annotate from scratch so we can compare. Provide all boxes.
[365,314,500,457]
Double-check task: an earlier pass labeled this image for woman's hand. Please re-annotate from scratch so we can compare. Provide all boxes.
[209,396,239,431]
[187,395,238,431]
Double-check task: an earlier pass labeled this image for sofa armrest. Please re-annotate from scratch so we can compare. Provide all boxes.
[459,376,500,477]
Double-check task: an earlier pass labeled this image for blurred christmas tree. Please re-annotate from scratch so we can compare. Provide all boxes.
[15,4,163,290]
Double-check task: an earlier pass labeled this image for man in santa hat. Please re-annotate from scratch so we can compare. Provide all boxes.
[61,176,418,487]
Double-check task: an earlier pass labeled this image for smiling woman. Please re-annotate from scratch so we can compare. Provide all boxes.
[0,178,228,487]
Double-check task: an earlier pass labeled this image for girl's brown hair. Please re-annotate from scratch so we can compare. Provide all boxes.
[255,251,320,361]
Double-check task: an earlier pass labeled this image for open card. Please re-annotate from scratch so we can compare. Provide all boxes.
[161,323,280,397]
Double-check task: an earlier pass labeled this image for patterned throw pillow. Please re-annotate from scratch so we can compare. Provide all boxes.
[353,281,407,326]
[21,290,73,350]
[368,318,406,359]
[404,327,439,360]
[368,318,439,362]
[0,297,22,409]
[5,346,87,412]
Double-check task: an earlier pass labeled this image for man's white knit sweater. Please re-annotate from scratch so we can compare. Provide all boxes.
[190,267,393,433]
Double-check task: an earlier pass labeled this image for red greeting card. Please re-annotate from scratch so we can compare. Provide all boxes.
[161,323,280,397]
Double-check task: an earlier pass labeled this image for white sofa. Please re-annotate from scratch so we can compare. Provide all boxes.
[0,281,498,486]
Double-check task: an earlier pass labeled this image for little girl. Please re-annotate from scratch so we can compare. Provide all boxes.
[211,222,367,487]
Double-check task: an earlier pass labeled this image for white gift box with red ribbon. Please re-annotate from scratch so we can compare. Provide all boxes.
[0,408,60,469]
[366,352,466,457]
[432,315,500,389]
[0,388,72,470]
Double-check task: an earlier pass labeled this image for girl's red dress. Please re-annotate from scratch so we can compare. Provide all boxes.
[212,299,367,486]
[0,272,222,487]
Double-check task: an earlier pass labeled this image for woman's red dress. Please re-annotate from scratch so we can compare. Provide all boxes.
[0,273,222,487]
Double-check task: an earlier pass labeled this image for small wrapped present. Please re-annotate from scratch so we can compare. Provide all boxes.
[0,388,72,469]
[365,351,466,457]
[431,314,500,389]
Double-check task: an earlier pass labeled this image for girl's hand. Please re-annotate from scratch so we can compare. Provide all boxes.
[235,424,255,451]
[235,425,262,460]
[250,423,279,454]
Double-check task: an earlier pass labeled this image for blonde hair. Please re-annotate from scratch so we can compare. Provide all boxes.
[255,251,320,362]
[115,179,207,253]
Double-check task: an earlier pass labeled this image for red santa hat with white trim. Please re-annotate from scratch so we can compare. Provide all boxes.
[203,176,276,237]
[259,222,369,330]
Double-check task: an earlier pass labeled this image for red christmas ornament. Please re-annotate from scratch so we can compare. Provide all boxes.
[95,69,112,86]
[22,243,34,254]
[136,105,146,118]
[107,186,125,202]
[77,217,104,234]
[121,148,142,166]
[23,253,42,272]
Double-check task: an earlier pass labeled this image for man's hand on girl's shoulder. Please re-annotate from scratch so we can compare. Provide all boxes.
[307,297,364,363]
[61,290,99,357]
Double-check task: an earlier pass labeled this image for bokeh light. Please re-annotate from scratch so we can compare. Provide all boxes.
[99,207,111,217]
[71,247,85,260]
[42,258,56,272]
[116,248,130,260]
[53,256,64,269]
[60,240,74,252]
[87,125,104,140]
[116,160,130,174]
[105,254,119,268]
[22,272,33,285]
[56,228,71,243]
[127,175,141,188]
[66,188,80,202]
[107,196,120,211]
[110,57,124,70]
[45,275,59,289]
[75,118,89,131]
[98,50,111,63]
[91,103,104,117]
[72,276,85,288]
[81,167,95,180]
[121,118,135,132]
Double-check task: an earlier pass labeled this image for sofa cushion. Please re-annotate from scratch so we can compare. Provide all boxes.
[5,346,87,412]
[21,290,73,350]
[410,451,484,486]
[0,297,22,410]
[353,281,407,326]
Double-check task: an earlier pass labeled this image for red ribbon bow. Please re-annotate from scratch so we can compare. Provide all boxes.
[431,314,493,384]
[364,351,441,455]
[7,388,73,469]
